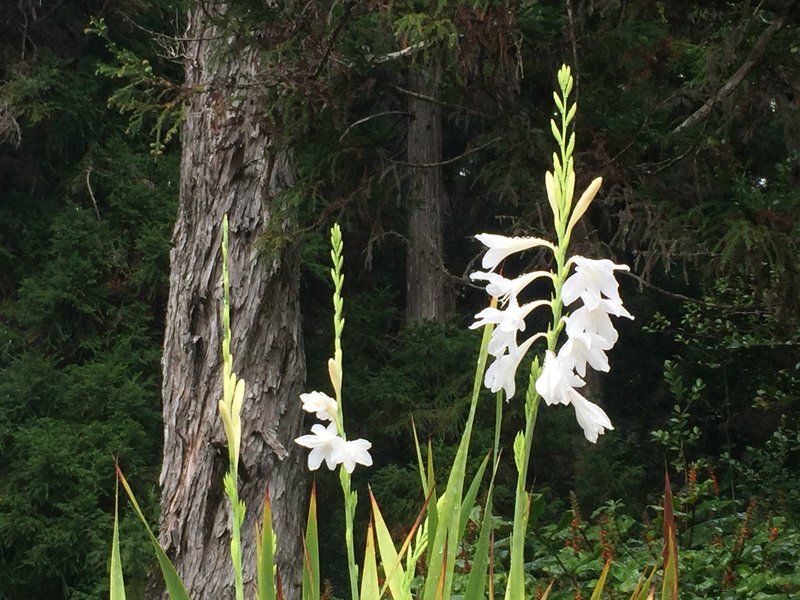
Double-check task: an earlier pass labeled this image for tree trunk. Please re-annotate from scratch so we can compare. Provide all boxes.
[147,5,306,599]
[406,64,450,322]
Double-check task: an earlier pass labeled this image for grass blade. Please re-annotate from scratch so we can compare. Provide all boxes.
[459,452,490,540]
[629,566,656,600]
[463,455,499,600]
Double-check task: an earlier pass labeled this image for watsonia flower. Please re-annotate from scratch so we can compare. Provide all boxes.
[471,231,632,442]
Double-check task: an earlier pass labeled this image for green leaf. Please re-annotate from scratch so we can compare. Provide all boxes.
[369,489,411,600]
[110,480,126,600]
[463,456,499,600]
[458,452,490,541]
[302,482,320,600]
[256,488,277,600]
[589,559,612,600]
[661,471,679,600]
[425,439,438,570]
[360,520,380,600]
[116,466,191,600]
[629,566,657,600]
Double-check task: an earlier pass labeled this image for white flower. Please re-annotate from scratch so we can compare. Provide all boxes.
[337,438,373,473]
[470,298,549,336]
[565,301,632,347]
[485,336,536,399]
[475,233,554,271]
[571,393,613,443]
[295,422,344,470]
[470,270,553,305]
[535,350,613,443]
[559,334,611,377]
[535,350,585,406]
[562,257,629,310]
[300,391,338,421]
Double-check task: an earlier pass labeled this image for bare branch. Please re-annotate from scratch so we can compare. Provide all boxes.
[85,168,101,220]
[338,111,410,142]
[369,41,430,64]
[389,136,502,168]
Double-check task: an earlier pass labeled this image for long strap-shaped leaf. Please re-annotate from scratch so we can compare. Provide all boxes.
[463,454,500,600]
[256,488,277,600]
[370,489,412,600]
[421,319,494,600]
[661,471,679,600]
[302,482,320,600]
[588,559,612,600]
[360,520,380,600]
[110,480,126,600]
[116,466,191,600]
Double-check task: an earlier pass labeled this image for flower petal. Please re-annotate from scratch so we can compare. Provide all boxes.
[570,393,613,443]
[475,233,554,271]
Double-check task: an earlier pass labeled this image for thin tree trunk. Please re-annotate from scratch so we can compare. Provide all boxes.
[406,64,450,322]
[147,4,306,599]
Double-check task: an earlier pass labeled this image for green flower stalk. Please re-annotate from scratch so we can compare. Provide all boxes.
[218,215,247,600]
[294,224,371,600]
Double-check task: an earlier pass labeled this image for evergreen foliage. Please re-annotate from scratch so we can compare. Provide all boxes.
[0,2,179,597]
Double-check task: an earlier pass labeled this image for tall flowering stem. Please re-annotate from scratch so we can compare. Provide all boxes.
[219,215,247,600]
[500,65,623,598]
[294,224,373,598]
[329,224,361,600]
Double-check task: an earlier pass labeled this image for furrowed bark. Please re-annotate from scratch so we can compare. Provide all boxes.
[147,4,305,599]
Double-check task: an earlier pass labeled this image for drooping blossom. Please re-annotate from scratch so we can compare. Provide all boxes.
[296,392,372,472]
[535,350,613,443]
[565,301,632,348]
[484,336,537,400]
[570,393,614,443]
[558,334,610,377]
[300,391,339,421]
[475,233,554,271]
[470,270,553,305]
[295,422,345,470]
[562,257,629,310]
[470,299,549,338]
[535,350,585,406]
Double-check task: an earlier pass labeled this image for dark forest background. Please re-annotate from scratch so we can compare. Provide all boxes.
[1,1,799,598]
